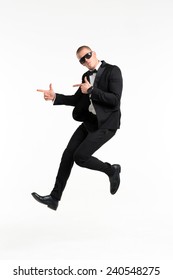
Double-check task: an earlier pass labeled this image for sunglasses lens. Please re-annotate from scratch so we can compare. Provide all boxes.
[79,52,92,64]
[85,52,92,59]
[80,57,85,64]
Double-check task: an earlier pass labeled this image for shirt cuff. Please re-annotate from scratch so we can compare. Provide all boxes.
[87,86,94,94]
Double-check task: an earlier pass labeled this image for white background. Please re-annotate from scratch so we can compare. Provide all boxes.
[0,0,173,270]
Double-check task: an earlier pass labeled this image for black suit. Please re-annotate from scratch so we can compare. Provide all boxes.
[51,61,123,200]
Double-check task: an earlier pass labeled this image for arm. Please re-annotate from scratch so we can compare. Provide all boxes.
[53,87,81,106]
[37,83,82,107]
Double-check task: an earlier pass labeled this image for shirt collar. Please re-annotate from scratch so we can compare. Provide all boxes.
[95,60,102,71]
[89,61,102,73]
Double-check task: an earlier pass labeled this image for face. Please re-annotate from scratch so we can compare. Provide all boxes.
[77,48,99,70]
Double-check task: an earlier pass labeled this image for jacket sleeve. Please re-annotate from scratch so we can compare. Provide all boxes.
[53,87,82,106]
[91,66,123,108]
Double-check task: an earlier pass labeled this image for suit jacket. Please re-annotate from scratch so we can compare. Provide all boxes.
[53,61,123,130]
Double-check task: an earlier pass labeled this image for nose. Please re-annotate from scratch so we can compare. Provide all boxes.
[85,57,90,63]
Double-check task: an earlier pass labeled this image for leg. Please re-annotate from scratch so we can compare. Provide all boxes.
[74,128,121,195]
[51,124,88,200]
[73,128,116,176]
[32,127,120,209]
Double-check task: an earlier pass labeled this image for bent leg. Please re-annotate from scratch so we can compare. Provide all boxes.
[74,128,116,176]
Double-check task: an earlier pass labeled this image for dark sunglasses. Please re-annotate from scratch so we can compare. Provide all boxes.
[79,51,92,64]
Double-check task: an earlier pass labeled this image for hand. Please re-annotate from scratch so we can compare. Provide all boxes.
[73,76,91,94]
[37,83,56,101]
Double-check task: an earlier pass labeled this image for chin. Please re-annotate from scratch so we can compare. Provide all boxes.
[88,65,94,70]
[87,63,93,69]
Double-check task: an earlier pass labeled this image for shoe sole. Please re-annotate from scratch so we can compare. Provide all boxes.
[110,165,121,195]
[111,178,120,195]
[47,204,58,211]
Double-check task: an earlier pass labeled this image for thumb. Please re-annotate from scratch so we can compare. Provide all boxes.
[49,83,53,90]
[84,76,89,83]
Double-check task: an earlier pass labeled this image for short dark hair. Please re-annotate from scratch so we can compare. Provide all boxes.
[76,45,92,54]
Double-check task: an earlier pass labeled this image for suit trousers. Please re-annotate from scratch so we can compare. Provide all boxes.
[51,123,116,200]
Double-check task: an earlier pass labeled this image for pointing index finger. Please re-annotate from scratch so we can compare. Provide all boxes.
[73,84,82,87]
[37,89,45,92]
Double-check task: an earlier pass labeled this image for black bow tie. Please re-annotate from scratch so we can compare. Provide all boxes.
[88,69,97,76]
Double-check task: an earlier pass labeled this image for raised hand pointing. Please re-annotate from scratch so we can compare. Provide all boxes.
[73,76,91,94]
[37,83,56,101]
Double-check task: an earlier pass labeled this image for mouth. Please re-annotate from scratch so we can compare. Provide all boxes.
[86,61,92,67]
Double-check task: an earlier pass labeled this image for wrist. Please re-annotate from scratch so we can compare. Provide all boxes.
[52,93,56,102]
[87,86,94,94]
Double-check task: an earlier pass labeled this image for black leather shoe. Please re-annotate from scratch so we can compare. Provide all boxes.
[109,164,121,195]
[31,192,59,210]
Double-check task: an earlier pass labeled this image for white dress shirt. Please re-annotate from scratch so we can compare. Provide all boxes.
[88,61,101,115]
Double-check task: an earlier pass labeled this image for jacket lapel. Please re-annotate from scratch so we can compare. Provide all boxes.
[93,60,106,87]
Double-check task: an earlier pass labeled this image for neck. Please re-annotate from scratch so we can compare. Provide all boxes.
[91,60,100,70]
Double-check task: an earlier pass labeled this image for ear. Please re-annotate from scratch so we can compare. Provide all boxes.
[92,51,96,57]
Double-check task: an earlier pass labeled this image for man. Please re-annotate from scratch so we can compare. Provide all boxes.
[32,45,123,211]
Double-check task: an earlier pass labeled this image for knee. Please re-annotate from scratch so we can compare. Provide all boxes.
[73,151,87,167]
